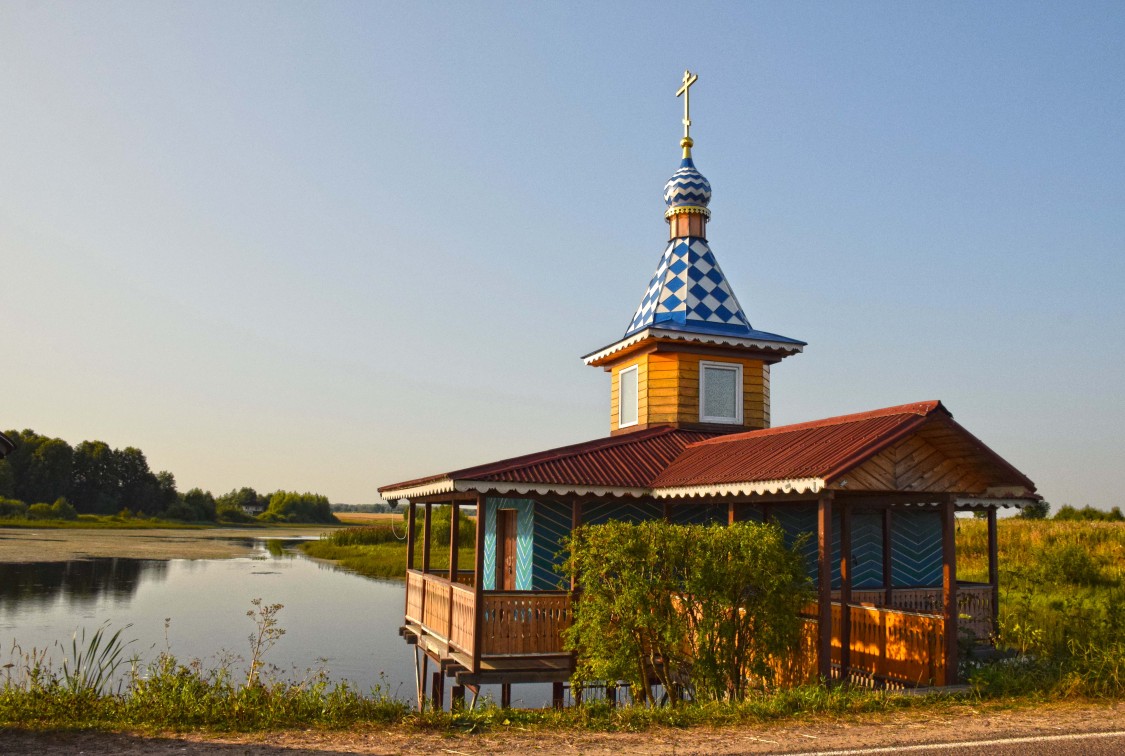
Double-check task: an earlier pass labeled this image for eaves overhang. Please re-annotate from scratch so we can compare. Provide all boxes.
[583,327,805,367]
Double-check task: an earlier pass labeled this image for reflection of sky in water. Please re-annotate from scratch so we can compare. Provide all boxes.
[0,541,415,700]
[0,539,556,708]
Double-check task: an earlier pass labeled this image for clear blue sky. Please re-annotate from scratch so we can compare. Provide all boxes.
[2,2,1122,508]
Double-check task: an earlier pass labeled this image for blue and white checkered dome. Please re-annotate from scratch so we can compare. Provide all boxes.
[663,157,712,210]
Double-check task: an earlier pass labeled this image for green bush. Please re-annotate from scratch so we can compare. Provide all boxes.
[563,520,812,703]
[259,491,338,524]
[50,497,78,520]
[0,497,28,519]
[26,503,53,519]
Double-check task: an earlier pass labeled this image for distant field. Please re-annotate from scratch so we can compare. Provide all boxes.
[334,511,402,523]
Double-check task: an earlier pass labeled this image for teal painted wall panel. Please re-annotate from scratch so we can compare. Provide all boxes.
[482,497,534,591]
[891,510,942,587]
[532,498,571,590]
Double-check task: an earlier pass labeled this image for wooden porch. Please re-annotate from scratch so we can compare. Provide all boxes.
[399,491,1005,707]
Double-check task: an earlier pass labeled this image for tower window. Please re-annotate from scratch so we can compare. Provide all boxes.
[619,364,639,428]
[700,361,743,424]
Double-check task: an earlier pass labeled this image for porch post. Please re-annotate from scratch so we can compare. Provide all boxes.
[727,500,736,526]
[473,493,486,673]
[839,502,852,681]
[422,503,433,573]
[817,492,834,682]
[662,499,672,521]
[882,508,893,606]
[941,496,958,685]
[571,500,582,591]
[448,500,460,582]
[406,501,416,571]
[987,505,999,638]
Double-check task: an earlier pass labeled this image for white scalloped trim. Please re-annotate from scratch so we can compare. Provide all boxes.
[582,327,803,365]
[653,477,825,499]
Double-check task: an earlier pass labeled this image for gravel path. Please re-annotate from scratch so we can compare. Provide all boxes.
[1,700,1122,755]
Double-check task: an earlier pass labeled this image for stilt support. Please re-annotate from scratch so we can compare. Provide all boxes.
[500,683,512,709]
[552,681,565,709]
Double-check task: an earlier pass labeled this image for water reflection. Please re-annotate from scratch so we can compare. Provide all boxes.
[0,558,169,615]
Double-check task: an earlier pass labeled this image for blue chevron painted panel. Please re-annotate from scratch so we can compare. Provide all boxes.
[772,503,820,584]
[533,498,572,590]
[583,499,663,525]
[735,506,764,523]
[482,497,534,591]
[482,498,497,590]
[670,502,727,525]
[891,510,942,588]
[851,512,884,589]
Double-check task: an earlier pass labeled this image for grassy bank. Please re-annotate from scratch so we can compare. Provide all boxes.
[300,516,475,580]
[0,514,206,530]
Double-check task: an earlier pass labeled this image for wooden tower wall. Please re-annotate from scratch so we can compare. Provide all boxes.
[609,351,770,433]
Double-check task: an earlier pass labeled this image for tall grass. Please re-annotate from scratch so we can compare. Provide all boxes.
[958,518,1125,697]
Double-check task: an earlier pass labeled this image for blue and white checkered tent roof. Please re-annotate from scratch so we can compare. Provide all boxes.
[664,156,711,210]
[625,237,805,344]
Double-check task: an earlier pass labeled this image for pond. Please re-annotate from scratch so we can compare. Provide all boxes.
[0,537,551,708]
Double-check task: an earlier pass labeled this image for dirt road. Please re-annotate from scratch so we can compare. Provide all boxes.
[1,700,1122,755]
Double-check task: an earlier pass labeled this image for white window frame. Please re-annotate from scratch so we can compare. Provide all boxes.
[699,360,743,425]
[618,364,639,428]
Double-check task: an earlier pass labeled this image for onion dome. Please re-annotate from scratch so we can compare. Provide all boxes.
[663,144,712,216]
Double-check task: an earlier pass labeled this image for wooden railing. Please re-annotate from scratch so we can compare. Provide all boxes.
[481,592,573,656]
[799,601,947,686]
[405,569,425,624]
[450,582,476,655]
[830,583,995,641]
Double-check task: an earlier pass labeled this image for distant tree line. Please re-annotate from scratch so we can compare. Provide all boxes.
[1016,500,1123,522]
[0,429,338,524]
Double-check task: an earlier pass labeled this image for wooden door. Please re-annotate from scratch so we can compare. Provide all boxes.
[496,509,518,591]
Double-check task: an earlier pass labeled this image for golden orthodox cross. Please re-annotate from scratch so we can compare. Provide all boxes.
[676,70,699,141]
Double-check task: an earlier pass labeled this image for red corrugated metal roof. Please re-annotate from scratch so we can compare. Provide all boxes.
[379,400,1036,496]
[378,427,715,494]
[652,402,942,488]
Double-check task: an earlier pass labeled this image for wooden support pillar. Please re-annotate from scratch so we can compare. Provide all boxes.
[416,650,428,713]
[472,494,486,673]
[817,492,834,683]
[839,502,852,682]
[431,670,444,711]
[727,500,736,525]
[607,684,617,707]
[762,503,772,525]
[406,501,416,570]
[882,508,894,607]
[422,503,433,573]
[451,684,465,711]
[500,683,512,709]
[552,681,565,709]
[571,500,582,591]
[987,505,999,638]
[941,496,958,685]
[662,499,672,521]
[448,501,460,582]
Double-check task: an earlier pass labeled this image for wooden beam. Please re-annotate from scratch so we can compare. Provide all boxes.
[987,505,999,639]
[552,681,565,709]
[882,508,893,606]
[571,500,582,591]
[840,502,852,681]
[817,492,834,682]
[500,683,511,709]
[449,501,460,582]
[473,494,486,674]
[662,499,672,521]
[431,670,444,711]
[727,500,736,525]
[941,495,958,685]
[422,503,433,573]
[406,501,416,571]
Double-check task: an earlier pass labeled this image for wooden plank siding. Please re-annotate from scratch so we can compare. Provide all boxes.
[837,432,992,493]
[610,352,770,432]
